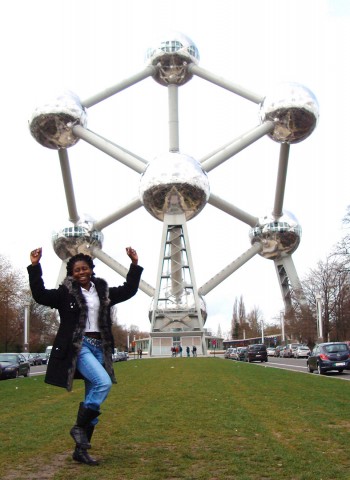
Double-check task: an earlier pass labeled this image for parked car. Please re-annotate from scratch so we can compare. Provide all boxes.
[244,344,268,363]
[307,342,350,374]
[267,347,276,356]
[30,353,44,365]
[116,352,128,361]
[20,352,36,366]
[236,347,247,361]
[279,346,288,358]
[293,346,311,358]
[274,345,283,357]
[281,343,303,358]
[0,353,30,379]
[112,350,129,362]
[37,353,48,364]
[224,347,237,359]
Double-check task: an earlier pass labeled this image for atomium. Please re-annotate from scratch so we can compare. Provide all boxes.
[28,31,319,355]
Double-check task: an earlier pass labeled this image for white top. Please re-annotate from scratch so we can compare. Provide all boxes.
[81,282,100,332]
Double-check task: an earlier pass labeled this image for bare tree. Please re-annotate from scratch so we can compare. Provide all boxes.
[0,255,27,351]
[301,254,350,342]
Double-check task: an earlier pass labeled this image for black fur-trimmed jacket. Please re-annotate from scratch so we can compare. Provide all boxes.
[27,262,143,391]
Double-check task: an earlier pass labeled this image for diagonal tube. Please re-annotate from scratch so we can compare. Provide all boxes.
[90,247,155,297]
[189,64,264,104]
[72,125,146,174]
[93,197,142,231]
[208,193,258,227]
[82,65,156,108]
[200,121,275,172]
[198,243,263,296]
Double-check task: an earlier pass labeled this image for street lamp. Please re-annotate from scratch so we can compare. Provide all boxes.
[24,302,30,352]
[315,293,323,342]
[280,310,285,343]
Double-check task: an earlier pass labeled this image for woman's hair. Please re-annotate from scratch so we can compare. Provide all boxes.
[66,253,95,276]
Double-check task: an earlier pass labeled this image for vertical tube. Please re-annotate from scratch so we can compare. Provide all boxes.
[168,85,179,152]
[58,149,80,224]
[272,143,290,219]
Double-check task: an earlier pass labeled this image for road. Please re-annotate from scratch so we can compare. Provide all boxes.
[27,356,350,382]
[238,355,350,381]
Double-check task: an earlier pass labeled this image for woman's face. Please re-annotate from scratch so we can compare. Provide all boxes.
[72,260,93,289]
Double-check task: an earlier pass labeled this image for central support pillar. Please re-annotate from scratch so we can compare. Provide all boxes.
[149,213,207,356]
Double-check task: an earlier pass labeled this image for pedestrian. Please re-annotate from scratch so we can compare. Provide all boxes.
[179,345,183,357]
[139,348,143,359]
[192,345,197,357]
[27,246,143,466]
[186,346,190,357]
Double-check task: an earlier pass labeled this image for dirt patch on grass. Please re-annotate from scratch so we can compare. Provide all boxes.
[2,451,81,480]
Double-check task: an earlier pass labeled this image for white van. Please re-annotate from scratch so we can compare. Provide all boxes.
[45,346,53,362]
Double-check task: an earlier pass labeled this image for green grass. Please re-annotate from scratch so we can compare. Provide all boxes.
[1,358,350,480]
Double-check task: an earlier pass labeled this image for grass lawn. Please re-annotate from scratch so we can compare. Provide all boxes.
[1,357,350,480]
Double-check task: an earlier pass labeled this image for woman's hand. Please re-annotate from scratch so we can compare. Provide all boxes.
[30,248,42,266]
[126,247,138,265]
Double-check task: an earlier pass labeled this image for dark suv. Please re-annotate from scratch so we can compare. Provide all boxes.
[307,342,350,374]
[244,344,268,363]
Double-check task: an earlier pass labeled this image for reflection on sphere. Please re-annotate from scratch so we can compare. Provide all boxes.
[259,82,319,144]
[249,211,301,259]
[145,31,200,86]
[29,91,87,150]
[139,152,210,221]
[52,220,103,261]
[148,292,207,324]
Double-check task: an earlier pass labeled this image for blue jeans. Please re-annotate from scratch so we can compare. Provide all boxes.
[76,338,112,424]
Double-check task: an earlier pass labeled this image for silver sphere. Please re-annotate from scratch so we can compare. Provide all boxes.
[149,293,207,325]
[52,215,103,261]
[29,91,87,149]
[249,211,301,259]
[139,152,210,221]
[259,82,319,144]
[145,31,200,86]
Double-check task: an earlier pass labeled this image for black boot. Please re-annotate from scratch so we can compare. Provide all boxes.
[72,425,99,465]
[73,447,99,466]
[70,402,100,450]
[86,424,95,442]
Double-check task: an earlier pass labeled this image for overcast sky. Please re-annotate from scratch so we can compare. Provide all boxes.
[1,0,350,338]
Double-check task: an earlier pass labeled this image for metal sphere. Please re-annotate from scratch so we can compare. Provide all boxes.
[145,31,200,86]
[249,211,302,259]
[139,152,210,221]
[29,91,87,150]
[52,215,103,260]
[259,82,319,144]
[149,293,207,325]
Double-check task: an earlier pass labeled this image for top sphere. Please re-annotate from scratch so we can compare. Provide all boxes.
[29,91,87,150]
[145,31,200,86]
[259,82,319,144]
